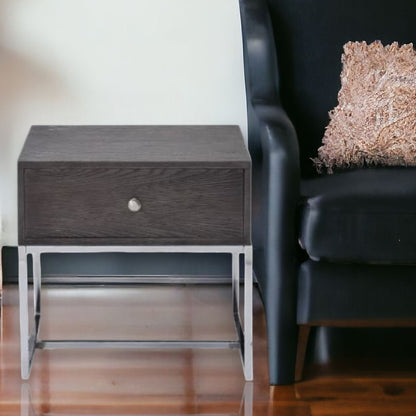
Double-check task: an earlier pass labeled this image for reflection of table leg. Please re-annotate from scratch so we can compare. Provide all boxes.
[242,382,254,416]
[20,383,36,416]
[21,380,253,416]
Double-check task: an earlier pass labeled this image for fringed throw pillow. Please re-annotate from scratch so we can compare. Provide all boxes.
[314,41,416,173]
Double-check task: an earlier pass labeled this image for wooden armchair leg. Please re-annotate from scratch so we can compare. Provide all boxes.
[295,325,311,382]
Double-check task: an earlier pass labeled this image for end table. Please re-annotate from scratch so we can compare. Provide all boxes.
[18,125,253,380]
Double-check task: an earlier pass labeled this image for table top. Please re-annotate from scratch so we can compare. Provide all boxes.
[19,125,251,168]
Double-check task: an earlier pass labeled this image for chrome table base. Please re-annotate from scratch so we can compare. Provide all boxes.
[18,245,253,380]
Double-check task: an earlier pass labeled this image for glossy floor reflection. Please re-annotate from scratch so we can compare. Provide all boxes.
[20,382,254,416]
[1,284,415,416]
[1,285,267,415]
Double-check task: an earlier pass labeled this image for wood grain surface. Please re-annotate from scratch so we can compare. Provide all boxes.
[18,125,251,167]
[21,167,247,245]
[1,285,415,416]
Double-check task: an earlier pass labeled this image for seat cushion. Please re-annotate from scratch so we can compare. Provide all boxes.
[299,168,416,263]
[298,260,416,324]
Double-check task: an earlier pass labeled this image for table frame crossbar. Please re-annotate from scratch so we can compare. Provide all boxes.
[18,245,253,381]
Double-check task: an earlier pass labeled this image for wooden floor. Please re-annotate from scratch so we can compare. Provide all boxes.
[0,284,415,415]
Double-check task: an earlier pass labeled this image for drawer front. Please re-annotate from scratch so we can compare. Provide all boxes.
[21,167,246,245]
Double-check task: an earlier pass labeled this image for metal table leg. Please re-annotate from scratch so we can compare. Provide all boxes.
[243,246,253,381]
[19,245,253,380]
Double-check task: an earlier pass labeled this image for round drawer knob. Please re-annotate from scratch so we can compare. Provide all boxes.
[128,198,142,212]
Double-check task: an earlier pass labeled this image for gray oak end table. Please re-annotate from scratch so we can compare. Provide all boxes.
[17,125,253,380]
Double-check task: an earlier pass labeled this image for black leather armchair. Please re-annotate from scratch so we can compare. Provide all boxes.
[239,0,416,385]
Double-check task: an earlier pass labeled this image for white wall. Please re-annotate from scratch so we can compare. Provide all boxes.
[0,0,247,245]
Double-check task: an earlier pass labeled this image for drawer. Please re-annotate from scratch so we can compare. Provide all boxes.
[20,167,246,245]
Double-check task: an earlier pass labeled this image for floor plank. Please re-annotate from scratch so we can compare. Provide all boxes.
[0,284,415,415]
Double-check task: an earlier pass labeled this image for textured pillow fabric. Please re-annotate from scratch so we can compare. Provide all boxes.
[314,41,416,173]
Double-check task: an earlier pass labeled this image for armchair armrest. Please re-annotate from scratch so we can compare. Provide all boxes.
[253,102,300,283]
[254,103,299,170]
[252,102,300,384]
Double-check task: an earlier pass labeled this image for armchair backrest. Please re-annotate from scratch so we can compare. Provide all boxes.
[241,0,416,177]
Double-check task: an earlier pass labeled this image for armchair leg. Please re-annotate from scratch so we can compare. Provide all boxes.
[295,325,311,382]
[265,309,297,385]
